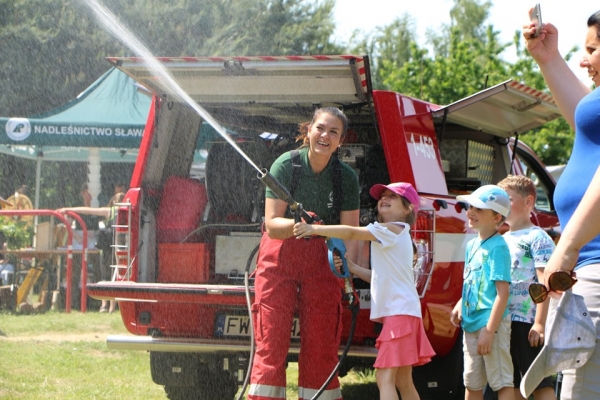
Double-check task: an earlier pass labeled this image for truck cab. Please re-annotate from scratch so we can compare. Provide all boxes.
[88,55,561,399]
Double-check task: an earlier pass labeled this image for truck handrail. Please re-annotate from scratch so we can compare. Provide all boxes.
[0,209,85,313]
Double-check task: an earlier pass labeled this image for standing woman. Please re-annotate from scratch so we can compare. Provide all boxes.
[248,107,360,400]
[523,9,600,400]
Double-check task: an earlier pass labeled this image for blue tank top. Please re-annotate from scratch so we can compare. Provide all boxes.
[554,87,600,269]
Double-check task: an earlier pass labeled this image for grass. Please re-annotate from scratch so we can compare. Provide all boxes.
[0,310,378,399]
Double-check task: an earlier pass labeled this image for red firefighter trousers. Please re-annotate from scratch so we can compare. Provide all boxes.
[248,233,343,400]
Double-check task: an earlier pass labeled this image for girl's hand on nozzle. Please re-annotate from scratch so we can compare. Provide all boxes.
[293,222,316,238]
[345,254,360,276]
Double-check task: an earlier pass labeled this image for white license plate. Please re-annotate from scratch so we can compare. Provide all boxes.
[216,314,300,338]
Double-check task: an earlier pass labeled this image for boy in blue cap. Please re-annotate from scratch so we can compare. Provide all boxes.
[450,185,515,400]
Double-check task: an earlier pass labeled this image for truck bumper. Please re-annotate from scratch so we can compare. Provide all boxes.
[106,334,378,358]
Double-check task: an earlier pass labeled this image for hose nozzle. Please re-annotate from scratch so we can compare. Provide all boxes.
[258,169,317,224]
[258,169,297,208]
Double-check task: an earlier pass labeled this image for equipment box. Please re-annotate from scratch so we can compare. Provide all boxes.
[157,243,212,283]
[215,234,261,275]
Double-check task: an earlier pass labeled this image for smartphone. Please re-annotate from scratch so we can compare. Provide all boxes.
[529,3,542,38]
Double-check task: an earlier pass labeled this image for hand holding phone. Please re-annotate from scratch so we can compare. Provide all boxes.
[529,3,542,38]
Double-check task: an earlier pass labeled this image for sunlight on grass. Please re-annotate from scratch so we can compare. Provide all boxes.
[0,311,378,399]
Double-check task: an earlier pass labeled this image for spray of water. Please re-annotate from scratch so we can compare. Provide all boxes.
[84,0,262,173]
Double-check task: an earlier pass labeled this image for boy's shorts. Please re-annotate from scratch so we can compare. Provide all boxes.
[510,321,554,391]
[463,317,513,392]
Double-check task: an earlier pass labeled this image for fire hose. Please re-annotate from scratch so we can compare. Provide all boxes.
[235,170,361,400]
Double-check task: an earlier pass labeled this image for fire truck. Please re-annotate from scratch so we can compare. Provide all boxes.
[88,55,561,399]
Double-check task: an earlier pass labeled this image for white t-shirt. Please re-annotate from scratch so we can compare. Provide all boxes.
[504,226,555,323]
[367,221,421,322]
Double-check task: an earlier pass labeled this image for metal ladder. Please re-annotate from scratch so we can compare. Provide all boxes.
[110,201,133,281]
[412,207,436,299]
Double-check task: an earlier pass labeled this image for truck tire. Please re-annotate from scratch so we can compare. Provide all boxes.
[412,331,465,400]
[152,352,239,400]
[164,369,238,400]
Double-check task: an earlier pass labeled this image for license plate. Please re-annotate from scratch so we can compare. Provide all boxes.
[215,314,300,339]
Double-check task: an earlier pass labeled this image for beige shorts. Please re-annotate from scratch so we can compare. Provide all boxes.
[463,317,513,392]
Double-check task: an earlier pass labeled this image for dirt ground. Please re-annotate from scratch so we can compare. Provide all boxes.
[0,332,106,341]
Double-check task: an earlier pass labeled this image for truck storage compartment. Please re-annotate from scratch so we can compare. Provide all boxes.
[215,233,262,279]
[156,176,207,243]
[157,243,213,283]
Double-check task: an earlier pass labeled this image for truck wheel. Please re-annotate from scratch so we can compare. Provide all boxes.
[412,330,465,400]
[164,369,238,400]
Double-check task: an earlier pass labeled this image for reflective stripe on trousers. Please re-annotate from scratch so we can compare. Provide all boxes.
[298,386,342,400]
[249,383,286,399]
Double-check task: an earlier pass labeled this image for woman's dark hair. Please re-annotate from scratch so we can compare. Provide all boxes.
[588,10,600,36]
[296,107,349,146]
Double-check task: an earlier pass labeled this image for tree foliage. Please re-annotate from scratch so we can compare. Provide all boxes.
[0,0,340,208]
[369,0,575,166]
[0,0,581,213]
[347,14,417,89]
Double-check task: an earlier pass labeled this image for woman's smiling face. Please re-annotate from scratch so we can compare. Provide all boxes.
[581,25,600,87]
[307,112,344,158]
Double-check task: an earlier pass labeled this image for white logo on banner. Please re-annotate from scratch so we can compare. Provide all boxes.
[6,118,32,141]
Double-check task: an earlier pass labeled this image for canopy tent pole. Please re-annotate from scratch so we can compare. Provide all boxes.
[34,154,42,227]
[88,148,101,208]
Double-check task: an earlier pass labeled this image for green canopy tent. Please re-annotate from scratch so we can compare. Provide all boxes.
[0,67,152,209]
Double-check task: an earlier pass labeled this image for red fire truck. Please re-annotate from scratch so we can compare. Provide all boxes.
[88,55,561,399]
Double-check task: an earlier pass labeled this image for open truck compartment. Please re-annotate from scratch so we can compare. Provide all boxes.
[86,55,562,399]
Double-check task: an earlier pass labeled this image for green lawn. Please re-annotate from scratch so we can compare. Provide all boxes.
[0,310,377,399]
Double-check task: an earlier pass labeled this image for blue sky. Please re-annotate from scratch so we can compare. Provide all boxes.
[333,1,597,84]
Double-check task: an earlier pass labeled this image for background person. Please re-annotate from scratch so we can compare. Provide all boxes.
[0,231,14,285]
[59,192,125,313]
[248,107,360,400]
[0,198,14,286]
[497,176,556,400]
[113,183,127,196]
[524,9,600,400]
[294,182,435,400]
[81,184,92,207]
[450,185,514,400]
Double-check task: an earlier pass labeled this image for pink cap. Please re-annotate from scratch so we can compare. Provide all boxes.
[370,182,419,213]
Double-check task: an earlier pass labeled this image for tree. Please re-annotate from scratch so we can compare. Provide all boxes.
[0,0,342,208]
[370,0,575,166]
[347,14,417,89]
[380,25,509,105]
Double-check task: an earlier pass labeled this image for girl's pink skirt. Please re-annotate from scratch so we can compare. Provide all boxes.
[374,315,436,369]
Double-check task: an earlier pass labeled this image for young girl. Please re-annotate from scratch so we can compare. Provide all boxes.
[293,182,435,400]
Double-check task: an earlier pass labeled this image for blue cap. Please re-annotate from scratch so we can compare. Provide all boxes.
[456,185,510,217]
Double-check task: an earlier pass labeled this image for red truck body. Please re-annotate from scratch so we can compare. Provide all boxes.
[88,55,561,399]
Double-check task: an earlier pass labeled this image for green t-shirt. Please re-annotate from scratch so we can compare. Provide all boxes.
[265,148,359,225]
